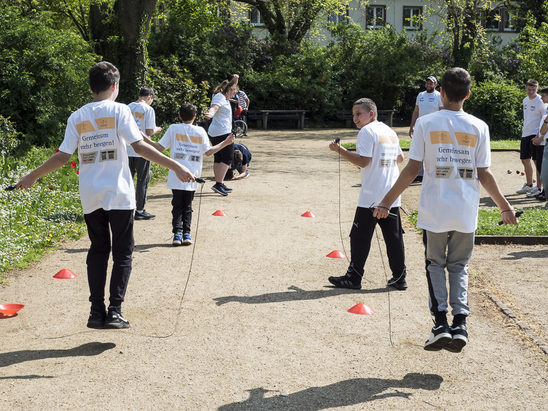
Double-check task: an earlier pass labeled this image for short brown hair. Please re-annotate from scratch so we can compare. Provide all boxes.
[441,67,471,102]
[353,98,377,119]
[89,61,120,93]
[526,79,539,88]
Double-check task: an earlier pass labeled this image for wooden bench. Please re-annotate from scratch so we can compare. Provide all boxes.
[247,110,307,129]
[337,109,396,127]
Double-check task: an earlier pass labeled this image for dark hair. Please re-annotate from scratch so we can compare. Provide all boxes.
[233,149,243,164]
[139,87,155,98]
[440,67,471,102]
[540,87,548,95]
[526,79,539,88]
[353,98,377,119]
[213,79,238,95]
[89,61,120,93]
[179,103,197,121]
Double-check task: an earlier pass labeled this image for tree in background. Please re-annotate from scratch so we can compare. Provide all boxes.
[508,0,548,30]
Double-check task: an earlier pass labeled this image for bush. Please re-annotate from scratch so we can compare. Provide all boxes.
[465,81,523,140]
[0,8,97,147]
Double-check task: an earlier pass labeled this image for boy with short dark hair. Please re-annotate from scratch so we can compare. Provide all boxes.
[16,61,195,329]
[374,67,518,353]
[225,142,251,180]
[143,103,234,245]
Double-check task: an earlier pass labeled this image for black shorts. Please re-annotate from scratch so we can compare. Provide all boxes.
[532,144,544,171]
[520,135,536,160]
[209,133,234,165]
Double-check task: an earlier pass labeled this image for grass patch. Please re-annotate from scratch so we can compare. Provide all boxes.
[407,208,548,236]
[342,139,519,151]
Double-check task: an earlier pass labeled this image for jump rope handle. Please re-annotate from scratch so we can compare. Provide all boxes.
[498,210,523,225]
[4,185,15,191]
[195,177,205,184]
[334,138,340,143]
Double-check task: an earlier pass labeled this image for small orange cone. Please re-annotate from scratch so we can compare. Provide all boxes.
[301,211,316,218]
[347,303,375,315]
[212,210,227,216]
[326,250,346,259]
[53,269,77,279]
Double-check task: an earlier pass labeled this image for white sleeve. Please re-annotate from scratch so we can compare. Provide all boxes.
[58,114,79,154]
[118,106,142,145]
[158,126,172,149]
[475,124,491,168]
[200,127,211,153]
[144,106,157,131]
[356,128,374,157]
[211,93,224,107]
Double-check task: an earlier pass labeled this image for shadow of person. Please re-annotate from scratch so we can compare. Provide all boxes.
[0,342,116,368]
[213,285,389,306]
[218,373,443,410]
[501,249,548,260]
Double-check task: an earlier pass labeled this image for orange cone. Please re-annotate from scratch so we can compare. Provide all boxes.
[347,303,375,315]
[53,269,77,279]
[301,210,316,218]
[326,250,346,259]
[212,210,227,216]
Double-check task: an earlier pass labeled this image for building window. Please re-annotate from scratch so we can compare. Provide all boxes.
[483,7,516,32]
[403,6,422,30]
[328,7,348,24]
[249,7,264,26]
[366,6,386,28]
[502,8,515,32]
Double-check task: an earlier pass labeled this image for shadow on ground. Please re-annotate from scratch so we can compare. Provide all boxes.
[218,373,443,410]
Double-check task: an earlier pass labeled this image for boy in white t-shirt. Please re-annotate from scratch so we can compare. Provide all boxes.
[327,98,407,291]
[144,103,234,245]
[537,87,548,204]
[15,62,195,330]
[127,87,162,220]
[374,68,518,353]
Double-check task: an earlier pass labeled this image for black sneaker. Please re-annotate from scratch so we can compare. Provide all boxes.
[135,210,155,220]
[211,183,228,196]
[105,310,130,329]
[328,275,362,290]
[87,310,106,329]
[445,324,468,353]
[386,276,408,290]
[221,183,233,193]
[424,324,452,351]
[412,175,423,183]
[535,190,546,201]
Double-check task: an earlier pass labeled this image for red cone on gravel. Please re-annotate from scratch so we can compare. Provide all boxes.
[347,303,375,315]
[326,250,346,259]
[53,269,77,279]
[301,211,316,218]
[0,304,24,317]
[212,210,227,216]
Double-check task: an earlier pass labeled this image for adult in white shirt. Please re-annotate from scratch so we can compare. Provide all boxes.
[205,76,238,196]
[517,79,546,196]
[127,87,162,220]
[409,76,443,182]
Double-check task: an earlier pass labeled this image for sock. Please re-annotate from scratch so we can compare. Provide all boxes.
[452,314,467,327]
[137,209,144,213]
[434,312,448,326]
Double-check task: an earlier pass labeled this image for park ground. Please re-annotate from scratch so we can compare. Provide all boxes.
[0,128,547,409]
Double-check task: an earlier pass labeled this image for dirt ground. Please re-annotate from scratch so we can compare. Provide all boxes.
[0,128,546,410]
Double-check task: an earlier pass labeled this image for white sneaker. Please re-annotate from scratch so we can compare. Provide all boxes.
[526,186,542,197]
[516,184,533,194]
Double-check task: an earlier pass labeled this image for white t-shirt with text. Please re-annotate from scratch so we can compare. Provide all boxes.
[357,121,403,208]
[126,101,157,157]
[409,110,491,233]
[158,123,211,191]
[522,95,547,137]
[59,100,142,214]
[208,93,232,137]
[416,90,443,118]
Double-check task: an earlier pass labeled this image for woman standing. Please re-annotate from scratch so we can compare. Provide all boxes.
[204,77,238,196]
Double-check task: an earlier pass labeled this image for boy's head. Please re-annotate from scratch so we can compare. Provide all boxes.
[352,98,377,128]
[89,61,120,94]
[179,103,197,123]
[139,87,155,104]
[540,87,548,104]
[233,149,243,165]
[526,79,539,98]
[440,68,471,103]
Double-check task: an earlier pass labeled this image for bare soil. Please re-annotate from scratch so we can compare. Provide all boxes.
[0,128,546,410]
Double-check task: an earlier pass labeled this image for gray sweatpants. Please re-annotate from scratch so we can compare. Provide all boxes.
[128,156,151,211]
[423,230,473,318]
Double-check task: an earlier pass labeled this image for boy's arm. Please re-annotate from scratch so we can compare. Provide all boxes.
[373,159,421,218]
[16,152,72,189]
[231,164,248,180]
[146,126,162,136]
[205,133,235,156]
[132,140,194,182]
[140,132,166,152]
[328,140,371,168]
[477,167,518,225]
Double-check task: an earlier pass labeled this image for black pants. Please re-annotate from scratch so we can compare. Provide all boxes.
[348,206,406,279]
[84,209,134,313]
[172,190,195,234]
[129,156,151,211]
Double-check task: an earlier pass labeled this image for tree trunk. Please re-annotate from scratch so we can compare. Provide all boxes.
[89,0,157,103]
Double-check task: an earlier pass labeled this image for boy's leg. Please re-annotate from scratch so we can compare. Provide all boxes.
[423,230,450,324]
[446,231,473,319]
[134,158,151,211]
[181,190,195,234]
[106,209,134,313]
[171,190,184,233]
[378,207,407,287]
[541,145,548,199]
[84,209,111,315]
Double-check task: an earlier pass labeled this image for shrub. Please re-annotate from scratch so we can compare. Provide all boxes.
[465,81,523,140]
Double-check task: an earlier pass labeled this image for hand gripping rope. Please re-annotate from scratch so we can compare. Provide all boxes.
[334,138,395,346]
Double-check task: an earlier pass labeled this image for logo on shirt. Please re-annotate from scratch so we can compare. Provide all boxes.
[457,168,474,179]
[99,149,117,162]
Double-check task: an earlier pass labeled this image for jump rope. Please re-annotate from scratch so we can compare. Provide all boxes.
[334,138,395,346]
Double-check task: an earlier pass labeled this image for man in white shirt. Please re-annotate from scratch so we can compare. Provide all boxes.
[518,79,546,196]
[409,76,443,182]
[127,87,162,220]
